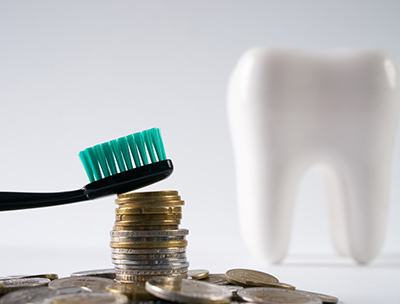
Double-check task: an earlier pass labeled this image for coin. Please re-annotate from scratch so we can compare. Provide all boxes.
[46,292,128,304]
[71,269,116,279]
[114,220,181,226]
[107,282,157,301]
[117,213,182,221]
[0,286,90,304]
[118,190,179,198]
[237,287,322,304]
[296,290,338,304]
[112,258,188,266]
[222,285,243,294]
[0,274,58,281]
[113,224,179,231]
[225,269,279,287]
[188,269,209,280]
[112,252,186,261]
[111,229,189,237]
[116,200,185,208]
[116,206,182,215]
[48,277,114,292]
[112,247,186,255]
[263,282,296,290]
[111,236,186,243]
[0,277,50,294]
[145,277,232,304]
[114,262,189,270]
[110,240,187,249]
[203,273,230,285]
[24,274,59,281]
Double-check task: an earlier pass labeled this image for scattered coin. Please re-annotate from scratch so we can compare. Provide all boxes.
[0,273,58,281]
[263,281,296,290]
[225,269,279,287]
[297,290,339,304]
[24,274,59,281]
[145,277,232,304]
[237,287,322,304]
[188,269,209,280]
[203,273,230,285]
[48,277,114,292]
[71,269,116,279]
[107,282,157,301]
[45,292,128,304]
[0,277,50,295]
[0,286,89,304]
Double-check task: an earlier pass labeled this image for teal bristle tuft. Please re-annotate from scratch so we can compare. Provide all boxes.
[79,128,167,182]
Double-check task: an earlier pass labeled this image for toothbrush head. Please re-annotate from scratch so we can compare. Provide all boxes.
[79,128,167,182]
[79,128,173,198]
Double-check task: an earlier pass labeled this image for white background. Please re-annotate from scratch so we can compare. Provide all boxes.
[0,1,399,303]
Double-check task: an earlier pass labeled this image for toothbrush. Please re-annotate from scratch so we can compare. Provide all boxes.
[0,128,173,211]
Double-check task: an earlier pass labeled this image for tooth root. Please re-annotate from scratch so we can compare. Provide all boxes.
[324,166,350,256]
[341,159,391,264]
[237,156,302,264]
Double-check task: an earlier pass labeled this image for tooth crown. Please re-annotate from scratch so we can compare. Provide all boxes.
[228,49,399,264]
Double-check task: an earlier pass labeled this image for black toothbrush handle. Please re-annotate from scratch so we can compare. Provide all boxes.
[0,190,87,211]
[0,160,174,212]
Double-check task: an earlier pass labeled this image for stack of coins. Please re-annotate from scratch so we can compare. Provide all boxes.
[110,190,189,284]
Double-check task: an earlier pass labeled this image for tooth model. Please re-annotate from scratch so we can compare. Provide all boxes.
[227,49,399,264]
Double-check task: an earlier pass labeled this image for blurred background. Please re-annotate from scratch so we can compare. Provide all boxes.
[1,1,400,302]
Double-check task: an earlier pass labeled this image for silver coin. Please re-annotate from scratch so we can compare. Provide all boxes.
[43,292,128,304]
[111,236,186,242]
[296,290,338,304]
[48,277,114,292]
[111,229,189,237]
[0,274,58,281]
[113,262,189,270]
[112,247,186,255]
[115,274,186,284]
[111,252,186,261]
[237,287,322,304]
[187,269,209,280]
[112,257,188,266]
[0,277,50,294]
[115,268,188,276]
[0,286,90,304]
[71,269,115,279]
[145,277,231,304]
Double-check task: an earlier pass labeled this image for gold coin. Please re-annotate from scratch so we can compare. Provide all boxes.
[113,224,179,231]
[263,282,296,290]
[117,213,182,221]
[107,282,156,301]
[203,274,230,285]
[110,240,188,249]
[118,190,179,199]
[297,290,338,304]
[188,269,209,280]
[116,206,182,215]
[225,269,279,287]
[114,220,181,226]
[116,199,184,207]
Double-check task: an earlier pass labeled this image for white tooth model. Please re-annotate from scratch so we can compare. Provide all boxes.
[227,49,399,264]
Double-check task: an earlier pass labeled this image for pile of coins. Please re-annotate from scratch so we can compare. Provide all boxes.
[111,190,189,284]
[0,268,338,303]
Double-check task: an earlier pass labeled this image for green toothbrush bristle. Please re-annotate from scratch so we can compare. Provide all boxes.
[79,128,167,182]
